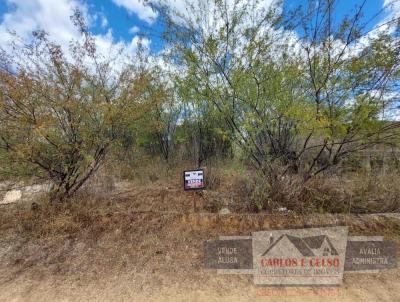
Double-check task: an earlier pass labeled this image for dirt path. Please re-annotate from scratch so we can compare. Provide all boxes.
[0,267,399,301]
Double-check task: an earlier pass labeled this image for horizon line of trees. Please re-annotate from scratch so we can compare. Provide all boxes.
[1,0,399,200]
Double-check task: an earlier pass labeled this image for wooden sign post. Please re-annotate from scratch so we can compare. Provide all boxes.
[183,169,205,212]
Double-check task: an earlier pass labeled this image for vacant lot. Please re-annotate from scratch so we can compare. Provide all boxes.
[0,179,399,302]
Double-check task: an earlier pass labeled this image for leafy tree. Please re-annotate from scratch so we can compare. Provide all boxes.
[177,78,234,166]
[144,69,182,162]
[293,0,400,179]
[157,0,400,181]
[0,11,153,200]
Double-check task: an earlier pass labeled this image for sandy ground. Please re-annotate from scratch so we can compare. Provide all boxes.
[0,181,399,301]
[0,261,399,301]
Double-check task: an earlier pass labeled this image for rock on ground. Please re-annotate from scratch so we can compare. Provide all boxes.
[1,190,22,204]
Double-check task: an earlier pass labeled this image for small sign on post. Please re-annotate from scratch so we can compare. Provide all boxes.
[183,169,205,190]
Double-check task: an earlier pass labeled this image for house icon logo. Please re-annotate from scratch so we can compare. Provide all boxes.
[262,234,339,257]
[253,227,348,285]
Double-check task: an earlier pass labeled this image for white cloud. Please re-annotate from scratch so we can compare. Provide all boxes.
[384,0,400,19]
[158,0,275,29]
[93,11,109,28]
[100,14,109,28]
[112,0,274,27]
[129,25,140,34]
[368,0,400,36]
[0,0,150,70]
[127,35,151,53]
[112,0,158,24]
[0,0,87,49]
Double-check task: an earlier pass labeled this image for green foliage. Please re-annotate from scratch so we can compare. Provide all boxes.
[0,14,152,199]
[1,0,400,205]
[160,0,400,182]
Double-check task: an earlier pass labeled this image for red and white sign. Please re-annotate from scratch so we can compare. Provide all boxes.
[184,170,205,190]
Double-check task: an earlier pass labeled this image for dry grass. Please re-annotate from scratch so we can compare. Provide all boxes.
[74,153,400,215]
[1,159,400,301]
[1,176,400,300]
[221,168,400,214]
[1,169,396,247]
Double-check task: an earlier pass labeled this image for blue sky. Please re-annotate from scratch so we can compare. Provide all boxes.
[0,0,396,55]
[85,0,165,51]
[284,0,385,33]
